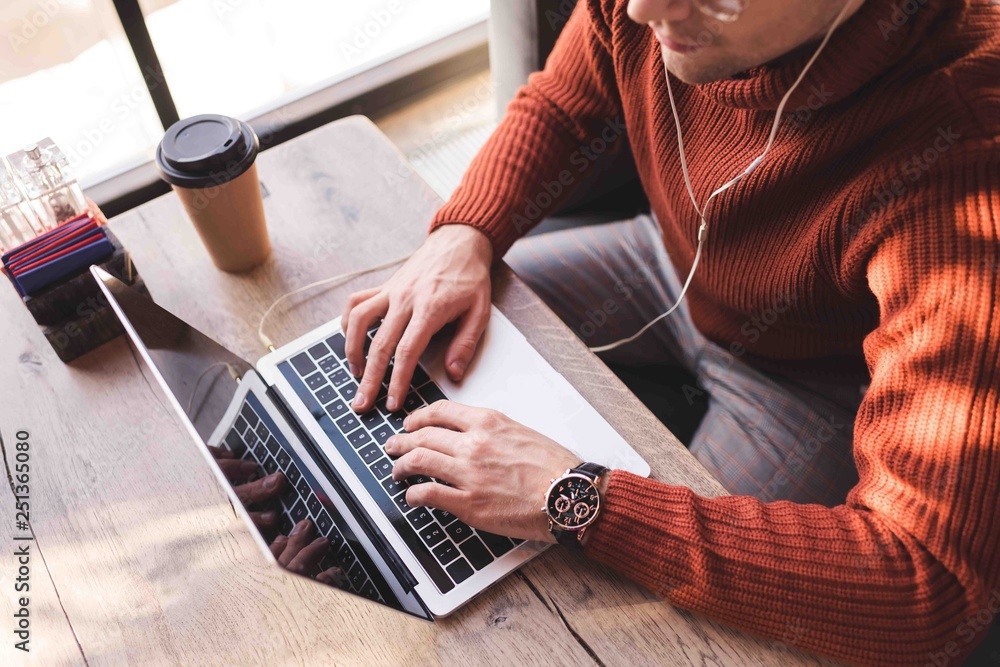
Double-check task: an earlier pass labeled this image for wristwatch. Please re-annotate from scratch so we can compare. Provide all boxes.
[542,462,609,548]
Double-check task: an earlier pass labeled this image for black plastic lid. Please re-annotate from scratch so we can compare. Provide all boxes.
[155,114,259,189]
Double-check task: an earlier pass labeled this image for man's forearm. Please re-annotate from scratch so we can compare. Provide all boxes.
[578,470,980,666]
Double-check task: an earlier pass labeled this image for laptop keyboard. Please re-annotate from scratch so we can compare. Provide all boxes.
[221,393,385,604]
[279,328,522,594]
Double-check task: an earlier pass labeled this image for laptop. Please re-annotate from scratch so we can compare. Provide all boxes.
[92,266,650,619]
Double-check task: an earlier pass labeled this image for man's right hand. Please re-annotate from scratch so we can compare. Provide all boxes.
[343,224,494,413]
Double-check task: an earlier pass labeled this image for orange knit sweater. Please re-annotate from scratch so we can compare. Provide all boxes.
[431,0,1000,664]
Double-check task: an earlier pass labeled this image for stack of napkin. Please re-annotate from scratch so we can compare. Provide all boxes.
[2,211,113,296]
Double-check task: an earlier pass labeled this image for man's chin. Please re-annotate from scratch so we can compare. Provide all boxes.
[661,48,740,85]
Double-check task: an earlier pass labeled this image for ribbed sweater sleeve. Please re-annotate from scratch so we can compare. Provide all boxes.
[429,1,622,256]
[583,144,1000,666]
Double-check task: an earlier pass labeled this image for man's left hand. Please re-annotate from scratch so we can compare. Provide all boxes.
[384,401,580,543]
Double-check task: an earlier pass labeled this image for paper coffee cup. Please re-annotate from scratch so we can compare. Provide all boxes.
[155,114,270,273]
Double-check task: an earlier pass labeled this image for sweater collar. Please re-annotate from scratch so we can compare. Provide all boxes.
[696,0,964,111]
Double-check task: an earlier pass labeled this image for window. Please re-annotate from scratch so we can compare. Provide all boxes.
[0,1,164,187]
[0,0,489,191]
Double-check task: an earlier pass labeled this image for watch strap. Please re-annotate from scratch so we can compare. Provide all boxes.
[553,462,609,549]
[573,462,608,480]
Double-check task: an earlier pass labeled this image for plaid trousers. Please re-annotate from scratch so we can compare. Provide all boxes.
[505,214,864,507]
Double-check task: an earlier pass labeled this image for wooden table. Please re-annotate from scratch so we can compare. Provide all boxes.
[0,117,837,666]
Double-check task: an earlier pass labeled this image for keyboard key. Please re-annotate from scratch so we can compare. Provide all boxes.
[328,528,345,551]
[408,475,431,486]
[407,508,433,531]
[308,343,329,360]
[339,383,358,402]
[431,508,457,527]
[418,383,447,405]
[225,431,246,456]
[263,456,279,475]
[255,421,269,441]
[432,539,460,565]
[328,368,350,387]
[402,392,425,413]
[382,477,408,496]
[420,523,446,548]
[326,333,346,359]
[369,458,393,480]
[361,580,380,601]
[372,425,393,446]
[319,357,339,374]
[324,399,348,420]
[251,439,266,460]
[446,558,474,584]
[387,412,406,432]
[305,372,326,391]
[276,450,291,469]
[459,536,494,570]
[235,416,249,436]
[338,544,357,570]
[240,404,259,429]
[316,510,333,535]
[265,435,280,455]
[393,494,411,512]
[360,410,384,430]
[307,495,322,516]
[335,413,360,434]
[411,365,431,388]
[285,464,301,485]
[280,482,298,508]
[280,514,294,535]
[348,561,367,589]
[296,477,311,498]
[291,352,316,377]
[290,499,308,522]
[316,386,337,405]
[348,429,373,449]
[479,531,515,557]
[358,443,382,464]
[445,520,473,544]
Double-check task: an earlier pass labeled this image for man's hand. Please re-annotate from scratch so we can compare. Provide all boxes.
[384,401,581,543]
[270,519,345,586]
[208,445,285,533]
[342,225,493,414]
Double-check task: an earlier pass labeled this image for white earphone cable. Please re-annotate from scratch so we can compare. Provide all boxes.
[589,1,854,354]
[257,254,411,351]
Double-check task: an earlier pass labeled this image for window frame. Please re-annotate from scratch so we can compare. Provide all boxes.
[90,1,488,217]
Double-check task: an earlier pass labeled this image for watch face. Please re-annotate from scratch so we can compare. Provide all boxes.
[546,474,600,531]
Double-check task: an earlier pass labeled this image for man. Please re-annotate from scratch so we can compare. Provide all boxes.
[343,0,1000,664]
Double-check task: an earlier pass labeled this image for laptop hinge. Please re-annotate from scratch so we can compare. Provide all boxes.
[264,383,420,592]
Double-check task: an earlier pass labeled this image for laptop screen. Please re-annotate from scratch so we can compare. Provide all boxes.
[92,267,420,617]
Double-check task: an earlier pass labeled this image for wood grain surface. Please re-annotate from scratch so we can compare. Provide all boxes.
[0,116,839,666]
